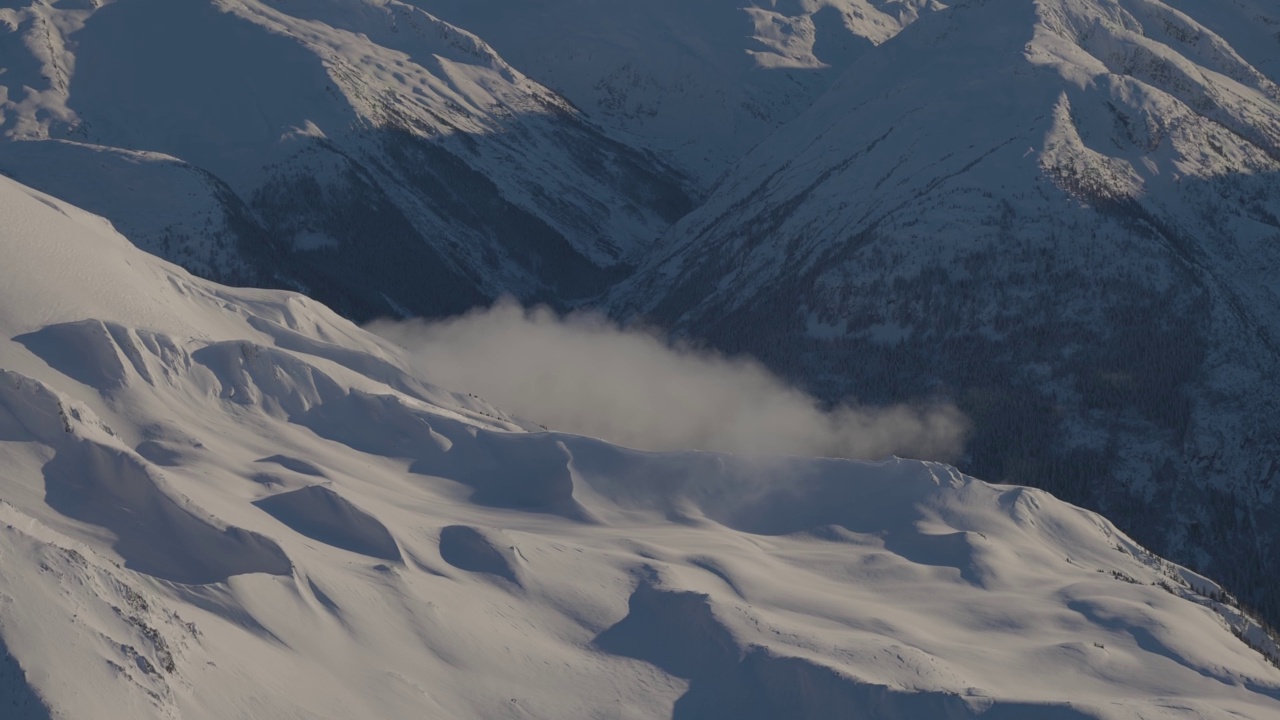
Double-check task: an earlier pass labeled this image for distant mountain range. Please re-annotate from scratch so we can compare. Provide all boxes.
[2,0,1279,628]
[606,0,1280,621]
[0,0,694,319]
[422,0,943,183]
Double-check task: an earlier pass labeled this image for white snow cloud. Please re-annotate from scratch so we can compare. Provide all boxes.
[368,301,969,461]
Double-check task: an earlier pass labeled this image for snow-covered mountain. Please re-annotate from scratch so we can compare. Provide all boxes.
[0,0,693,320]
[3,171,1280,719]
[607,0,1280,621]
[422,0,944,184]
[5,0,1280,681]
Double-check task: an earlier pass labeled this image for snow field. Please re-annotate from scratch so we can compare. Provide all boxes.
[0,176,1277,718]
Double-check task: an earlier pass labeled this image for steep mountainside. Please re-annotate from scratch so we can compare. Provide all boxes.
[2,174,1279,719]
[608,0,1280,621]
[422,0,943,183]
[0,0,693,320]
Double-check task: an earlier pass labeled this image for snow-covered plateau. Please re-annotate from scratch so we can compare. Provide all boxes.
[1,166,1279,717]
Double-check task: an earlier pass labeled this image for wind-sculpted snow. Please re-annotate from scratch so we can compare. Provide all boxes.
[41,438,294,584]
[254,485,401,562]
[0,633,50,720]
[0,371,293,584]
[299,390,586,516]
[436,525,522,585]
[16,320,174,391]
[257,454,327,478]
[595,578,1096,720]
[0,177,1278,717]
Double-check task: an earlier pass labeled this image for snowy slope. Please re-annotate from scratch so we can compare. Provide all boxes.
[607,0,1280,622]
[3,174,1280,717]
[0,0,692,319]
[421,0,943,184]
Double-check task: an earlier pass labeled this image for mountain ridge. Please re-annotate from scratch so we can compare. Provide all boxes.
[0,173,1278,718]
[3,0,1280,651]
[0,0,695,319]
[605,0,1280,620]
[419,0,945,184]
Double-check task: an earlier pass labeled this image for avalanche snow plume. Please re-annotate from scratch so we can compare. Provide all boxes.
[0,176,1278,718]
[368,302,971,462]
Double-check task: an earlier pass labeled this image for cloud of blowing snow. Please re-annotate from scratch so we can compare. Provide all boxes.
[368,301,970,461]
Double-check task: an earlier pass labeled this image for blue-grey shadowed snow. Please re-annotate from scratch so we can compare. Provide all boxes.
[687,557,747,599]
[250,473,286,488]
[555,435,930,535]
[562,439,1002,586]
[15,320,140,391]
[42,441,292,585]
[0,397,32,443]
[412,431,580,514]
[167,584,286,646]
[594,579,738,679]
[186,338,587,519]
[436,525,521,586]
[298,389,591,520]
[596,576,1099,720]
[246,316,444,404]
[135,424,207,468]
[134,441,186,467]
[256,454,326,478]
[1066,599,1280,703]
[0,634,52,720]
[307,577,344,618]
[254,485,401,562]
